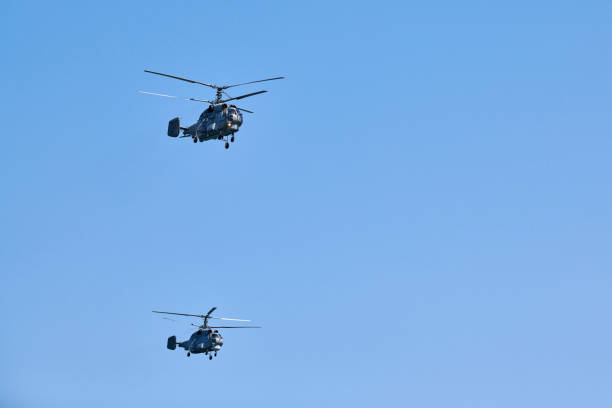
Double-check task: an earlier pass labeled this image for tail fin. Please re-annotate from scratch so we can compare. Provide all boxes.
[167,118,180,137]
[167,336,177,350]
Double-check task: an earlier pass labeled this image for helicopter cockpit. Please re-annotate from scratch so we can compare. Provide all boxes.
[192,329,220,339]
[198,103,241,120]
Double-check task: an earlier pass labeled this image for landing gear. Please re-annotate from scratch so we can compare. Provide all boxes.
[225,142,229,149]
[192,137,197,143]
[187,352,191,357]
[209,355,213,360]
[214,352,217,357]
[218,135,223,140]
[230,134,235,143]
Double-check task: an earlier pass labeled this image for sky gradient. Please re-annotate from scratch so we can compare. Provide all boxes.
[1,1,612,407]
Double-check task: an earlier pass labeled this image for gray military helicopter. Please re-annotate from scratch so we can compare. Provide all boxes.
[153,307,260,359]
[140,70,285,149]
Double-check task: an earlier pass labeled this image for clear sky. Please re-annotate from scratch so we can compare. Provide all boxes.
[1,1,611,407]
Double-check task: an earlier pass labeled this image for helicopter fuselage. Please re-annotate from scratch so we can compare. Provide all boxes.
[182,103,243,142]
[177,329,224,354]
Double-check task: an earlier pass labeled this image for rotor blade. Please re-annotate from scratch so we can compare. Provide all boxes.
[236,107,253,113]
[153,311,205,318]
[220,90,267,103]
[139,90,178,98]
[206,307,217,316]
[139,91,212,104]
[162,318,204,329]
[189,324,261,329]
[187,97,214,104]
[144,70,218,89]
[153,310,252,321]
[224,76,285,89]
[207,326,262,329]
[207,316,251,322]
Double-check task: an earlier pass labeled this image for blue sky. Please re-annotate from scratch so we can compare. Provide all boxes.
[1,1,611,407]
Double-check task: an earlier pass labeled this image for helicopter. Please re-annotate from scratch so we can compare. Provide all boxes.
[140,70,285,149]
[153,307,260,360]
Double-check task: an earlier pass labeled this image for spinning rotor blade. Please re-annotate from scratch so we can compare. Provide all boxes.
[222,91,252,112]
[144,70,218,89]
[187,97,214,104]
[190,324,261,329]
[224,76,285,89]
[153,311,204,318]
[139,91,212,104]
[207,316,251,322]
[208,326,262,329]
[153,310,251,322]
[139,90,178,98]
[220,90,267,103]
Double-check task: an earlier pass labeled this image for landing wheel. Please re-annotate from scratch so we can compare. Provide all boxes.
[187,352,191,357]
[225,142,229,149]
[193,137,197,143]
[209,355,213,360]
[230,135,235,142]
[214,352,217,356]
[218,135,223,140]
